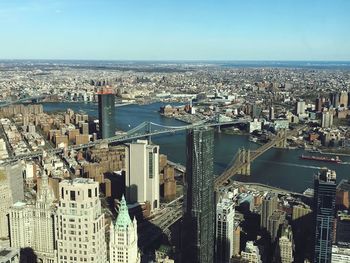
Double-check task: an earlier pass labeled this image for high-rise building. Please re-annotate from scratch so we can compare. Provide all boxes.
[126,140,160,211]
[269,106,275,120]
[0,163,24,203]
[97,87,115,139]
[216,198,235,263]
[276,222,294,263]
[331,245,350,263]
[268,210,286,242]
[335,212,350,244]
[295,100,306,115]
[330,92,340,108]
[0,170,12,239]
[56,178,107,263]
[321,110,333,128]
[9,172,57,263]
[339,91,348,107]
[313,169,337,263]
[182,127,215,263]
[241,241,262,263]
[260,194,278,230]
[109,196,140,263]
[232,223,241,256]
[315,98,323,112]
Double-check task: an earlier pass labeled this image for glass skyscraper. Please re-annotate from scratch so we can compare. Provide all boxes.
[182,127,215,263]
[97,88,115,139]
[313,169,336,263]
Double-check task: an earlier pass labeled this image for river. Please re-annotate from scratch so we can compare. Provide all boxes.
[43,102,350,193]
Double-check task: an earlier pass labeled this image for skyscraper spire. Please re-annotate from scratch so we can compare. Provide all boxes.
[37,170,55,205]
[115,195,132,229]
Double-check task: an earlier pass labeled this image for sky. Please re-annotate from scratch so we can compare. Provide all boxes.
[0,0,349,61]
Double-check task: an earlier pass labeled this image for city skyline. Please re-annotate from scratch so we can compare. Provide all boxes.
[0,0,349,61]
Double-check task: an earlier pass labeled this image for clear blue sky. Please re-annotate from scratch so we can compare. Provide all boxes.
[0,0,349,61]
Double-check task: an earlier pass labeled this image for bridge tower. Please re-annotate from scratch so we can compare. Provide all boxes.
[238,148,251,176]
[146,122,152,143]
[276,129,287,148]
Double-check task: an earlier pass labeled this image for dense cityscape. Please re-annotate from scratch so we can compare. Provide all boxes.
[1,1,350,263]
[0,60,349,263]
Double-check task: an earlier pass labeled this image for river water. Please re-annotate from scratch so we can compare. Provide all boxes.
[43,102,350,193]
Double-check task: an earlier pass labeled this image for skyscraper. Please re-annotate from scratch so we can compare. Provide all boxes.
[56,178,107,263]
[276,222,294,263]
[260,194,278,230]
[182,127,215,263]
[313,169,336,263]
[216,198,235,263]
[339,91,348,107]
[9,171,57,263]
[126,140,160,211]
[330,92,340,108]
[97,86,115,139]
[0,170,12,239]
[109,196,140,263]
[321,110,334,128]
[295,100,306,115]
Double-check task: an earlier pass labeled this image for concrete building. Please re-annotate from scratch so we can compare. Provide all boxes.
[339,91,348,107]
[182,127,215,263]
[56,178,107,263]
[268,210,286,242]
[296,100,306,115]
[322,110,334,128]
[260,194,278,230]
[109,196,140,263]
[0,247,20,263]
[233,223,241,256]
[313,169,337,263]
[126,140,160,211]
[241,241,262,263]
[277,223,294,263]
[292,204,312,221]
[0,170,12,239]
[0,163,24,203]
[8,172,56,263]
[248,119,262,133]
[97,87,115,139]
[216,198,235,263]
[331,245,350,263]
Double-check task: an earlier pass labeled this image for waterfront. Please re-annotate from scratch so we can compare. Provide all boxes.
[43,102,350,193]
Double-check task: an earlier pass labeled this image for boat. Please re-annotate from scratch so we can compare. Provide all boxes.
[300,154,342,164]
[249,136,258,143]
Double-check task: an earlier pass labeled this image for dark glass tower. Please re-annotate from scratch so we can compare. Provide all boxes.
[97,88,115,139]
[182,127,215,263]
[313,169,336,263]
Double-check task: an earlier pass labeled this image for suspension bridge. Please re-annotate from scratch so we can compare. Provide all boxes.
[2,118,250,163]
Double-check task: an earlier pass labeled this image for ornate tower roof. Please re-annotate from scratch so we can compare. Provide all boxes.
[115,195,132,229]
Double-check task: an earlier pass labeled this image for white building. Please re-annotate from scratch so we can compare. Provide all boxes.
[9,172,56,263]
[0,163,24,203]
[0,171,12,239]
[109,196,140,263]
[332,245,350,263]
[126,140,160,211]
[216,198,235,263]
[296,100,306,115]
[248,119,262,133]
[0,247,20,263]
[241,241,262,263]
[322,110,334,128]
[277,223,294,263]
[56,178,107,263]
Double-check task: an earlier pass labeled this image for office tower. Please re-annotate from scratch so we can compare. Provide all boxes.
[126,140,160,211]
[0,247,20,263]
[182,127,215,263]
[109,196,140,263]
[216,198,235,263]
[292,204,312,221]
[97,86,115,139]
[269,106,275,120]
[260,194,278,230]
[336,179,350,210]
[330,92,340,108]
[0,172,13,239]
[0,163,24,203]
[339,91,348,107]
[241,241,262,263]
[268,210,286,242]
[315,98,323,112]
[9,172,56,263]
[276,222,294,263]
[295,100,306,115]
[233,223,241,256]
[335,212,350,244]
[32,172,56,263]
[56,178,107,263]
[313,169,336,263]
[321,110,333,128]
